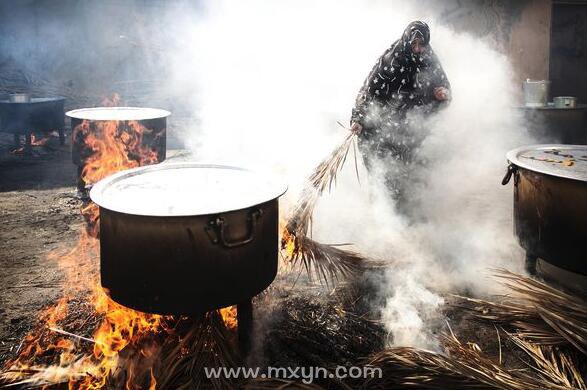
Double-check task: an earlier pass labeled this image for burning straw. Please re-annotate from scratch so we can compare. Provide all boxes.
[452,269,587,355]
[0,93,241,388]
[1,305,240,389]
[154,313,238,390]
[282,126,367,286]
[284,233,367,287]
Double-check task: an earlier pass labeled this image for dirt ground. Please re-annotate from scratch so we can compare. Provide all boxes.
[0,132,83,364]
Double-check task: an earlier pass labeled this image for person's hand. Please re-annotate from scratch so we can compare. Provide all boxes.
[433,87,449,101]
[350,122,363,134]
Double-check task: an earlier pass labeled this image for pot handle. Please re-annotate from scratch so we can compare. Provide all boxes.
[205,208,263,248]
[501,164,517,185]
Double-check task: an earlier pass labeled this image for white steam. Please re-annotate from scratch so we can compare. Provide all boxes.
[315,25,533,349]
[162,1,533,350]
[165,0,423,185]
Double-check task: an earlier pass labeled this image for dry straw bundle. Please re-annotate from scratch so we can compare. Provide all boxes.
[282,128,367,286]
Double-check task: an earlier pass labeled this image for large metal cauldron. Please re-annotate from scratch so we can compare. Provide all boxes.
[0,96,66,146]
[90,163,287,316]
[67,107,169,192]
[503,145,587,276]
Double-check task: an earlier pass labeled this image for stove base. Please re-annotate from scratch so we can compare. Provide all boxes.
[237,298,253,355]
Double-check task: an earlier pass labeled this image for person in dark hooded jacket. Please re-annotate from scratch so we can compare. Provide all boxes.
[350,21,450,208]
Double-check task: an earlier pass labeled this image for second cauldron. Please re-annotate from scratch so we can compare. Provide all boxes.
[503,144,587,277]
[67,107,169,192]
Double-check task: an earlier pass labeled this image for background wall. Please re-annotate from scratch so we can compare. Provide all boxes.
[510,0,552,82]
[550,2,587,102]
[427,0,552,100]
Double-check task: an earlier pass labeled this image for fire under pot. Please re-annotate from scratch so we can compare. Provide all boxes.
[90,162,287,347]
[0,95,66,151]
[67,107,169,193]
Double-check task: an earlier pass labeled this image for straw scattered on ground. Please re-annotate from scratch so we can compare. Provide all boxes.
[452,269,587,355]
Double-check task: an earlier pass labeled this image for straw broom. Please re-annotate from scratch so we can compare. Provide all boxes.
[284,129,358,238]
[282,127,366,286]
[285,235,367,287]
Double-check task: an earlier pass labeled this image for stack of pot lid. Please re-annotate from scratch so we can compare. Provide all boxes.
[90,162,288,217]
[507,144,587,182]
[66,107,171,121]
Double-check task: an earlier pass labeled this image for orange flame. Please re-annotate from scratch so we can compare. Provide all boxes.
[76,119,158,187]
[149,368,157,390]
[10,133,54,155]
[1,96,167,389]
[219,306,238,331]
[1,229,163,389]
[73,116,158,237]
[30,134,51,147]
[280,227,297,258]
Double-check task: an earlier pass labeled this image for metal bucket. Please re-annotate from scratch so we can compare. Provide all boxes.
[523,79,549,107]
[553,96,577,109]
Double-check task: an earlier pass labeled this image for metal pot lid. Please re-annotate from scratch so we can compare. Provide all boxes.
[90,162,288,217]
[506,144,587,182]
[66,107,170,121]
[0,96,65,104]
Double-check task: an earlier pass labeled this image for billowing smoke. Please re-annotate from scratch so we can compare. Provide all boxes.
[0,0,534,350]
[315,26,534,348]
[159,1,535,350]
[163,0,423,185]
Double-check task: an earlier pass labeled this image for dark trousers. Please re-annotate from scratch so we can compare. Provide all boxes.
[358,126,424,217]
